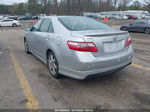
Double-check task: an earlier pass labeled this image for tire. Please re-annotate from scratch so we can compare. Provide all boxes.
[47,51,61,79]
[145,28,150,34]
[121,27,127,31]
[24,39,30,54]
[12,23,17,27]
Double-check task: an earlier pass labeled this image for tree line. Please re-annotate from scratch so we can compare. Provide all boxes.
[0,0,149,16]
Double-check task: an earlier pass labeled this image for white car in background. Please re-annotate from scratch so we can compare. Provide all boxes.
[0,16,4,20]
[122,16,128,20]
[0,19,20,27]
[113,15,128,20]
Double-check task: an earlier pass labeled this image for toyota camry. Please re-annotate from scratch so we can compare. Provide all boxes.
[24,16,133,80]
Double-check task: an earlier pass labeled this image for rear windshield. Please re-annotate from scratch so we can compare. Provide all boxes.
[58,16,111,31]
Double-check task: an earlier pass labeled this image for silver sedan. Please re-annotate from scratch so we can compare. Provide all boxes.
[24,16,133,80]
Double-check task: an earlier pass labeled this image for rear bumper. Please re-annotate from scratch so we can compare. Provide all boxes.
[86,62,131,79]
[59,46,133,80]
[59,60,132,80]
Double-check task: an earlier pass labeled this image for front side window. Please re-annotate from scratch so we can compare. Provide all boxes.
[40,18,52,32]
[58,16,111,31]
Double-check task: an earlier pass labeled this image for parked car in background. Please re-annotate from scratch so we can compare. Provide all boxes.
[18,16,31,20]
[8,16,19,20]
[122,15,128,20]
[120,20,150,34]
[142,14,150,19]
[0,16,4,20]
[38,14,47,19]
[99,14,109,19]
[126,15,137,19]
[32,16,39,20]
[87,15,94,18]
[24,16,133,80]
[112,15,128,20]
[0,19,20,27]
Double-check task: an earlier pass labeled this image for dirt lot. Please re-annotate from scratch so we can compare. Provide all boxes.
[0,20,150,110]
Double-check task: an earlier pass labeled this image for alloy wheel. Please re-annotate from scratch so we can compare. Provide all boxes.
[122,27,127,31]
[47,52,60,78]
[12,23,17,27]
[24,40,30,54]
[145,28,150,34]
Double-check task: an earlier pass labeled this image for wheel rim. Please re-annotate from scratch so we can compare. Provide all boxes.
[145,28,150,34]
[13,24,16,27]
[48,53,58,75]
[122,27,127,31]
[24,41,28,52]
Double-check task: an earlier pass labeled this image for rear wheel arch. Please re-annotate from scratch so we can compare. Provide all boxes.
[46,49,53,59]
[24,37,28,43]
[46,49,61,79]
[46,49,58,60]
[24,37,30,54]
[145,27,150,30]
[12,23,17,27]
[24,37,26,41]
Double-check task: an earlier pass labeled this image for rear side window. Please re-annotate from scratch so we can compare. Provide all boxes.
[140,21,147,24]
[132,21,141,25]
[40,18,52,32]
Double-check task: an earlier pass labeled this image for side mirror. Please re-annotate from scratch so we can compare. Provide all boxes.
[25,27,31,31]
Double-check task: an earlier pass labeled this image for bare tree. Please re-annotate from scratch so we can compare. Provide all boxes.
[144,0,150,4]
[54,0,59,14]
[112,0,118,10]
[118,0,132,10]
[144,0,150,12]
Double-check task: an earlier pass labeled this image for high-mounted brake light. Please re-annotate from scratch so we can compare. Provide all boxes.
[67,41,98,52]
[125,37,132,47]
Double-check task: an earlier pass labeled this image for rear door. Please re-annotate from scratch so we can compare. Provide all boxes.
[129,21,141,31]
[7,20,13,26]
[139,21,147,31]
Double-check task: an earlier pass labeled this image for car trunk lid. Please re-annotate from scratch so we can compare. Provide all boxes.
[71,29,129,57]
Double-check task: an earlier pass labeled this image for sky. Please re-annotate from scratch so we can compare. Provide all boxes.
[0,0,27,5]
[0,0,146,5]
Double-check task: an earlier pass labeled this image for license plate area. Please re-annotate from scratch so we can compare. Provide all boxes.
[104,40,124,53]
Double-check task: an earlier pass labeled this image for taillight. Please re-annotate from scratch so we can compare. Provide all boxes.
[67,41,98,52]
[125,37,132,47]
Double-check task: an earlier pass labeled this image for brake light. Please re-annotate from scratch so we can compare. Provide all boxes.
[67,41,98,52]
[125,37,132,47]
